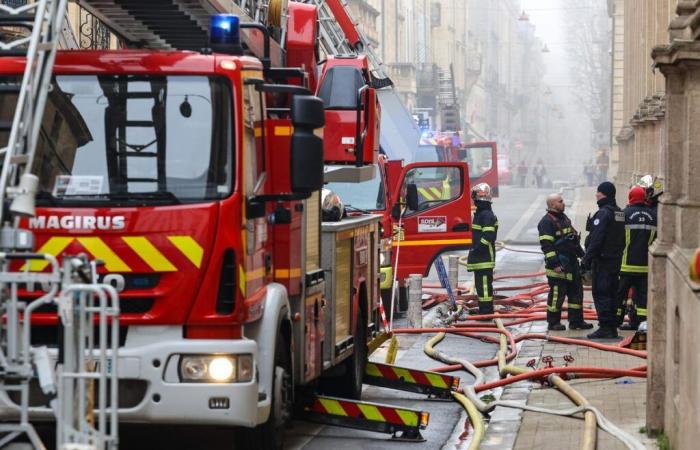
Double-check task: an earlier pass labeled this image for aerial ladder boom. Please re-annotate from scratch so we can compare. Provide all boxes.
[308,0,392,88]
[305,0,419,161]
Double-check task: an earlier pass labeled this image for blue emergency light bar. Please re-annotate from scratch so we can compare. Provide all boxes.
[210,14,243,55]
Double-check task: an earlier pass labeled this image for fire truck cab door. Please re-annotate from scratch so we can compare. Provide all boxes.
[460,142,499,197]
[390,162,472,278]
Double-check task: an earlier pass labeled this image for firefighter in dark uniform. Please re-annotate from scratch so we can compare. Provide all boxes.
[615,186,657,330]
[582,181,626,339]
[537,193,593,331]
[466,183,498,315]
[638,174,663,211]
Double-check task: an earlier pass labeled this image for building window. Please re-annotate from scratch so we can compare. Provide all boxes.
[430,2,441,27]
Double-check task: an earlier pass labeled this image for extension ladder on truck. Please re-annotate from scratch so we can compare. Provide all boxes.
[307,0,392,87]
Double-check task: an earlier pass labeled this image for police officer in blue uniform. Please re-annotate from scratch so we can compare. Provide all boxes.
[466,183,498,315]
[582,181,626,339]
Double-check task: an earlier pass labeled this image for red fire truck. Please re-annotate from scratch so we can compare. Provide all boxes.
[0,3,427,449]
[326,155,472,310]
[416,132,500,197]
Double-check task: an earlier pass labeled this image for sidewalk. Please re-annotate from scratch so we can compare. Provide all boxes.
[482,186,656,450]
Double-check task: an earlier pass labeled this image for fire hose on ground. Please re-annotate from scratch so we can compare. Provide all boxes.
[391,326,647,450]
[381,267,648,450]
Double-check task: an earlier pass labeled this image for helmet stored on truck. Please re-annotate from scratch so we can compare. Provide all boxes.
[471,183,492,202]
[321,188,346,222]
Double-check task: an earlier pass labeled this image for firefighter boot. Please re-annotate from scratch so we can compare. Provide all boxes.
[587,326,619,339]
[478,301,494,316]
[569,321,594,330]
[546,310,564,331]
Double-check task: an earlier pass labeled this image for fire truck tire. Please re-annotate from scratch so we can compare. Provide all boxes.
[340,309,368,400]
[235,333,292,450]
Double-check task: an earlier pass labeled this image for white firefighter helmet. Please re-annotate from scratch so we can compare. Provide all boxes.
[321,188,345,222]
[637,174,663,199]
[471,182,492,202]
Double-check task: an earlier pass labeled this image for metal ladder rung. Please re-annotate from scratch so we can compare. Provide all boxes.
[117,151,157,158]
[124,92,158,99]
[10,154,28,165]
[0,15,35,24]
[126,178,158,183]
[0,84,21,93]
[124,120,154,127]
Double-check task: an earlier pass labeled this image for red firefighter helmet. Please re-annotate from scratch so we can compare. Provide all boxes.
[628,185,646,205]
[471,183,492,202]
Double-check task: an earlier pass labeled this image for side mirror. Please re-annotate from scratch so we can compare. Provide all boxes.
[290,95,325,194]
[391,202,401,221]
[291,94,325,129]
[406,183,419,211]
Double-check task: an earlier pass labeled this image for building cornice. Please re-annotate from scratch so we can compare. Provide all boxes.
[653,39,700,69]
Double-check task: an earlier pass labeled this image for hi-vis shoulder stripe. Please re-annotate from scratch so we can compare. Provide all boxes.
[23,236,204,272]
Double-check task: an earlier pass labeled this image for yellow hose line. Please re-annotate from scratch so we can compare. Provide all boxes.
[367,331,391,355]
[425,332,485,449]
[494,318,597,450]
[550,375,597,450]
[268,0,282,27]
[452,392,486,450]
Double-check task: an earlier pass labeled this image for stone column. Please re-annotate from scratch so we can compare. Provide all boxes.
[651,37,700,446]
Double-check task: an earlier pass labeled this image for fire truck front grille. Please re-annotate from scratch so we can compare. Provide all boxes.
[29,326,129,348]
[28,297,155,315]
[7,379,148,409]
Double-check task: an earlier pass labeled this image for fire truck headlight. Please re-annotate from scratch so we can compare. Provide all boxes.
[237,355,254,382]
[180,357,208,381]
[208,357,236,382]
[179,355,253,382]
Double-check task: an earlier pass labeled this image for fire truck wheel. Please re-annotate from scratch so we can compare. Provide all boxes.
[235,333,292,450]
[342,309,368,400]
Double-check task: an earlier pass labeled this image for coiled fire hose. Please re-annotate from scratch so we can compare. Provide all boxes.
[389,317,647,450]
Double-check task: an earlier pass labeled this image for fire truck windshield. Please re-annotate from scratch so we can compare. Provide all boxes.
[325,164,386,212]
[0,75,233,205]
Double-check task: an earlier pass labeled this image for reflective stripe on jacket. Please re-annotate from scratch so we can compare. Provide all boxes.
[621,204,657,274]
[467,201,498,271]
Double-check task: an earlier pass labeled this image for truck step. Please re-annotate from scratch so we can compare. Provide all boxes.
[364,362,460,399]
[301,395,428,441]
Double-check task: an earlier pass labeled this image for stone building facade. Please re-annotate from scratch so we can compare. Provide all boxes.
[615,1,700,448]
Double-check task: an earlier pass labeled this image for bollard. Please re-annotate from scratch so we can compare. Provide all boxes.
[407,274,423,328]
[448,255,459,293]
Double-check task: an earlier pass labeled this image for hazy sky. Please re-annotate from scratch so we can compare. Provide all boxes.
[521,0,595,179]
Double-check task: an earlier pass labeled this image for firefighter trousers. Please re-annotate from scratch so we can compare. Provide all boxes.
[474,269,494,315]
[591,261,621,328]
[546,273,584,325]
[615,274,648,327]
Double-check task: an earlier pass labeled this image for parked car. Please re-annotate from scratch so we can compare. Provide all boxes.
[498,154,512,185]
